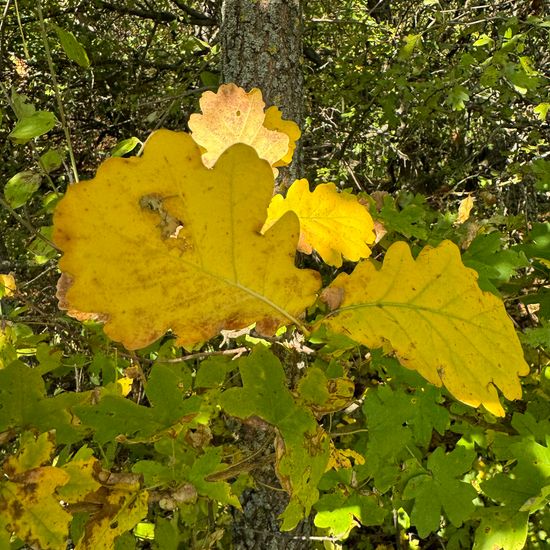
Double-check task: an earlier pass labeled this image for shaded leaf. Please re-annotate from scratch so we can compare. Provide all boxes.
[53,130,320,349]
[0,467,71,550]
[463,232,529,294]
[323,240,528,416]
[220,346,330,530]
[187,447,240,507]
[403,447,477,538]
[57,458,102,504]
[2,431,56,476]
[264,179,375,267]
[40,149,64,173]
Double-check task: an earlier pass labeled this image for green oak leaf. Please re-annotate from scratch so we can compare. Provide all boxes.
[220,346,330,530]
[403,446,477,537]
[463,232,529,294]
[188,447,240,508]
[481,439,550,512]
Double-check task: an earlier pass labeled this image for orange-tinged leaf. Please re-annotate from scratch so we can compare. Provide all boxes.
[323,240,529,416]
[53,130,320,350]
[188,83,292,169]
[455,194,475,225]
[0,467,71,550]
[263,179,375,267]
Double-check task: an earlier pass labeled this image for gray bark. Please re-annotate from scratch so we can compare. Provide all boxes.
[221,0,304,189]
[220,2,313,548]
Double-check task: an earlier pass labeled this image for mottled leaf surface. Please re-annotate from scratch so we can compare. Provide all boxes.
[53,131,320,349]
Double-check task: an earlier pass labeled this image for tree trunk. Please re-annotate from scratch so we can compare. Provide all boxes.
[220,2,313,548]
[220,0,304,189]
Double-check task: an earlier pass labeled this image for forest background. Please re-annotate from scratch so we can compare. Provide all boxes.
[0,1,549,549]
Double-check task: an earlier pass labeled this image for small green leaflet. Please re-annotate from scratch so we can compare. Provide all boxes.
[447,85,470,111]
[4,171,42,208]
[53,25,90,68]
[403,446,477,537]
[110,137,142,157]
[8,111,57,143]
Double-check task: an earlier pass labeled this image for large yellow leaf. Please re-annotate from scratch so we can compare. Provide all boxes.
[53,130,320,350]
[322,240,529,416]
[263,179,375,267]
[188,83,299,169]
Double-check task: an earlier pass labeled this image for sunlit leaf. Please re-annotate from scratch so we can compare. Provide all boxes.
[4,171,41,208]
[0,274,16,298]
[188,83,297,170]
[53,25,90,68]
[455,194,475,225]
[314,492,387,538]
[263,105,301,167]
[53,130,320,349]
[110,137,141,157]
[75,482,148,550]
[9,111,57,143]
[264,179,375,267]
[473,507,528,550]
[534,102,549,121]
[322,240,529,416]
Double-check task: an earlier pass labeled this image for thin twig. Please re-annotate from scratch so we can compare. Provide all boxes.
[156,346,248,363]
[36,0,79,183]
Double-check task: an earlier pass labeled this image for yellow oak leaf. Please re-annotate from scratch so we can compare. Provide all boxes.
[263,179,375,267]
[188,83,297,170]
[322,240,529,416]
[0,467,71,550]
[53,130,320,350]
[263,105,301,167]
